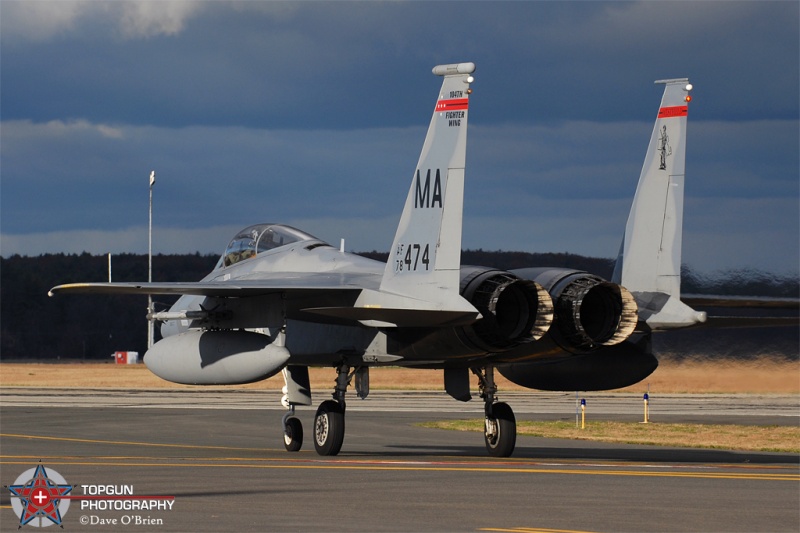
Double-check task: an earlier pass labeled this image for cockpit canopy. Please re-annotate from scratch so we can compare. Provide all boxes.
[219,224,320,268]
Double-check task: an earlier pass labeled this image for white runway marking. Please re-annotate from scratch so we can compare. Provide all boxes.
[2,388,797,418]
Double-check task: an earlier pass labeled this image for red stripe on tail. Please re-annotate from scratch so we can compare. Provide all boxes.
[435,98,469,112]
[658,105,688,118]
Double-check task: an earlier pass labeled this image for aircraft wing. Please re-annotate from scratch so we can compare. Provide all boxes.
[682,295,800,309]
[680,294,799,329]
[699,316,799,328]
[48,273,370,298]
[49,275,480,327]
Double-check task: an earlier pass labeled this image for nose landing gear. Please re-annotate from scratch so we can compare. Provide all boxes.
[282,408,303,452]
[281,364,312,452]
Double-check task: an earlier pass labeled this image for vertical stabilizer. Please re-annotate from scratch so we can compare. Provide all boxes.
[613,79,706,329]
[378,63,476,311]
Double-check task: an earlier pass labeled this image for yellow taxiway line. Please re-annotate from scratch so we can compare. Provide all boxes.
[2,433,797,482]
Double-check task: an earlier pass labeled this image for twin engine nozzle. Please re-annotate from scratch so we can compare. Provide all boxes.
[459,268,553,352]
[460,267,638,354]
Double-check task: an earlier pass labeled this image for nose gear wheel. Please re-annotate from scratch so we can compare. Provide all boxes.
[283,416,303,452]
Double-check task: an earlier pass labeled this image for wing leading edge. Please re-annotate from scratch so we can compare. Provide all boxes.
[48,280,363,298]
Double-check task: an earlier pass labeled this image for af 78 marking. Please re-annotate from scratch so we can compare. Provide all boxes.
[394,243,431,272]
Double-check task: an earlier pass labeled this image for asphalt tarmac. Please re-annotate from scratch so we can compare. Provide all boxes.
[1,389,798,532]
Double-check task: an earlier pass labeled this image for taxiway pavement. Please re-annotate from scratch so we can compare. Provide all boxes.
[1,389,798,532]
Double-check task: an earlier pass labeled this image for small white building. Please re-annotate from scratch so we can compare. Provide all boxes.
[112,351,139,364]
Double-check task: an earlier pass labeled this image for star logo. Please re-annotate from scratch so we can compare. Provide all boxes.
[8,464,73,528]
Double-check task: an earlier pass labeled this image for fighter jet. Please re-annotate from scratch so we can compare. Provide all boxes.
[50,64,703,457]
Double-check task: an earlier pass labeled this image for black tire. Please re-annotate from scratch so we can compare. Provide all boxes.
[313,400,345,456]
[283,417,303,452]
[484,402,516,457]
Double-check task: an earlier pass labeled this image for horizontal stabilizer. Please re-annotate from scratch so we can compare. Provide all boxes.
[634,291,707,330]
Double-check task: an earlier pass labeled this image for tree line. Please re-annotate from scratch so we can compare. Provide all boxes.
[1,252,796,360]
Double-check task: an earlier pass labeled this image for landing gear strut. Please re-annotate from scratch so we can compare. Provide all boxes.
[312,363,367,456]
[280,361,367,456]
[472,365,516,457]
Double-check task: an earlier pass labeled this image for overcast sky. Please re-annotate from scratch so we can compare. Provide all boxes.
[1,1,797,276]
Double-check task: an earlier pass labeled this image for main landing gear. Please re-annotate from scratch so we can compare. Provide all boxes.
[281,362,516,457]
[472,366,516,457]
[313,399,345,455]
[281,363,367,456]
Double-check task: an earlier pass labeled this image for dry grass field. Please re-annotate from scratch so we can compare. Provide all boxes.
[423,419,800,453]
[1,358,798,394]
[3,359,797,452]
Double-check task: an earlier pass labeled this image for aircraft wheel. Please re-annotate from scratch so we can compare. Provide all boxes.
[283,417,303,452]
[484,402,516,457]
[314,400,345,456]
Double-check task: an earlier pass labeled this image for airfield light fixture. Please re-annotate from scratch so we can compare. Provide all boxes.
[148,171,155,351]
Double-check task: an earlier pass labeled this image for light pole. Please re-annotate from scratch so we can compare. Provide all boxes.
[148,170,155,351]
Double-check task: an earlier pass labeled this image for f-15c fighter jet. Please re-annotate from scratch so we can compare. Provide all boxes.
[51,64,704,457]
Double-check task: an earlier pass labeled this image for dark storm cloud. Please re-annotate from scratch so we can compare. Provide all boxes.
[3,2,796,127]
[1,1,797,274]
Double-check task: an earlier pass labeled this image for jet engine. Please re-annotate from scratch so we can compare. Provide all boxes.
[459,267,553,351]
[144,330,290,385]
[393,267,553,360]
[513,268,638,353]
